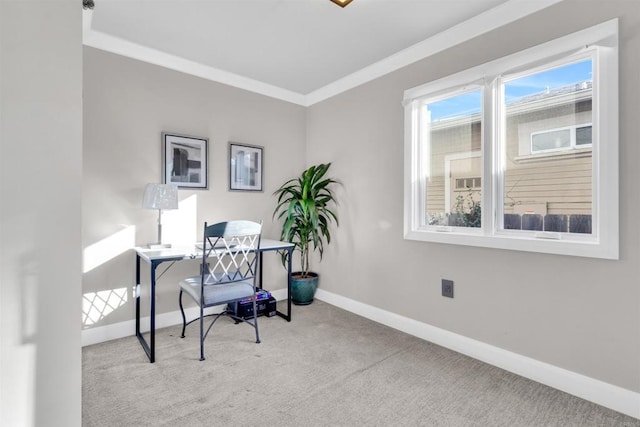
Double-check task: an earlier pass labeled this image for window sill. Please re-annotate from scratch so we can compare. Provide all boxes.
[404,228,618,260]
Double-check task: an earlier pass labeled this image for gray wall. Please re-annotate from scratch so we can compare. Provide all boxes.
[3,1,636,423]
[81,0,638,403]
[0,2,83,426]
[83,47,306,326]
[306,0,640,392]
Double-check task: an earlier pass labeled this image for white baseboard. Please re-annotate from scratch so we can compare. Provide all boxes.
[314,288,640,420]
[82,288,289,347]
[82,288,639,419]
[81,305,222,347]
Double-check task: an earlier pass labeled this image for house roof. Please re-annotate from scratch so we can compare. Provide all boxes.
[431,80,592,129]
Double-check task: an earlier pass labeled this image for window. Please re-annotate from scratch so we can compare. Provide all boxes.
[576,125,592,146]
[456,178,481,189]
[403,20,618,259]
[531,124,592,153]
[420,88,483,229]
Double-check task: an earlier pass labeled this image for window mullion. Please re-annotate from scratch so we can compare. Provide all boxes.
[491,77,505,236]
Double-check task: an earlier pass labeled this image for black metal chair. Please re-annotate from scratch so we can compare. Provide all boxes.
[179,220,262,361]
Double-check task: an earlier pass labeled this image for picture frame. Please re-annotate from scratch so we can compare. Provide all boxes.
[162,132,208,189]
[229,142,263,192]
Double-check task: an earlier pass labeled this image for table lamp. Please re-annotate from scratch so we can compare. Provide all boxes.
[142,183,179,248]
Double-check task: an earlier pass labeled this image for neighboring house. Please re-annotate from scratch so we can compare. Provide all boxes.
[426,81,593,232]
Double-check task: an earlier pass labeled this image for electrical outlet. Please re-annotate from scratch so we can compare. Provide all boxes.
[442,279,454,298]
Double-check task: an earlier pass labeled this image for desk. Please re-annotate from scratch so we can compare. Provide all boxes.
[134,239,294,363]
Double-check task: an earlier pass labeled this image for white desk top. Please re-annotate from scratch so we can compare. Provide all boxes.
[134,238,294,263]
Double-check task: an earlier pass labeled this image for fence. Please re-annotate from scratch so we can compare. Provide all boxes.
[503,214,591,233]
[445,213,592,233]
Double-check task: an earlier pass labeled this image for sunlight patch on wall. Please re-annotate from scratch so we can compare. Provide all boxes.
[82,287,128,327]
[83,225,135,273]
[162,194,198,245]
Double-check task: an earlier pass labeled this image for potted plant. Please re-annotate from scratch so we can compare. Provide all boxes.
[273,163,339,304]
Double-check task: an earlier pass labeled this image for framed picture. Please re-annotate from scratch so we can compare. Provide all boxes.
[162,133,208,189]
[229,142,263,192]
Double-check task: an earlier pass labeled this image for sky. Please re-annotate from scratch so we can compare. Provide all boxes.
[429,59,592,121]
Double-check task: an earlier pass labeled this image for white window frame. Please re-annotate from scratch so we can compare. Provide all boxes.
[403,19,618,259]
[530,123,592,154]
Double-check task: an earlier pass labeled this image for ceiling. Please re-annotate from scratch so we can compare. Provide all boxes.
[84,0,561,105]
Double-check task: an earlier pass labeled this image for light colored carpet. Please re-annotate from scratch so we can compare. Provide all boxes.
[83,301,639,426]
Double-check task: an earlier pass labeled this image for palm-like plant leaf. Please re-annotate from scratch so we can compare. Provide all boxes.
[273,163,339,277]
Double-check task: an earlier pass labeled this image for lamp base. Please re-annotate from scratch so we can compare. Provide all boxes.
[147,243,172,249]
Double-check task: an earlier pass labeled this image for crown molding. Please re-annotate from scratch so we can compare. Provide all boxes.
[83,0,564,107]
[82,18,306,105]
[306,0,564,105]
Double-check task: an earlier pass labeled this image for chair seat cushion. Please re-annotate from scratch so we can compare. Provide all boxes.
[180,274,255,307]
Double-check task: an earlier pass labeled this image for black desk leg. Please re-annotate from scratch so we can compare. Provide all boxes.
[275,247,293,322]
[135,254,141,337]
[259,251,264,290]
[135,258,156,363]
[149,261,156,362]
[287,247,292,321]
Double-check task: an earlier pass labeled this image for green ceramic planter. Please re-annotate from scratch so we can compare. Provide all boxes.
[291,272,319,305]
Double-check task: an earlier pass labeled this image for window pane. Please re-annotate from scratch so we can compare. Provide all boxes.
[576,125,592,146]
[501,60,593,234]
[532,129,571,152]
[424,89,482,228]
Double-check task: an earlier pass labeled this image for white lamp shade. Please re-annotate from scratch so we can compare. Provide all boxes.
[142,183,179,210]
